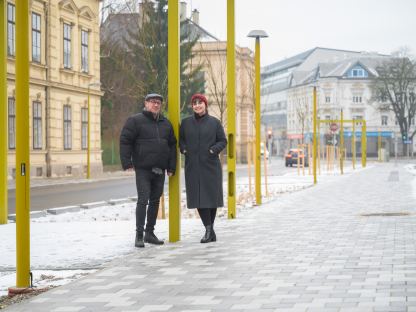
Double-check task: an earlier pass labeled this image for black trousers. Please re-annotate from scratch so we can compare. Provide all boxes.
[135,169,165,233]
[197,208,217,227]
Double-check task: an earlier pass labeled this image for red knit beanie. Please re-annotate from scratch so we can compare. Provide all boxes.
[191,93,208,106]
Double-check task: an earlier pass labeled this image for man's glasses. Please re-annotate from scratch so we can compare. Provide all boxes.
[148,99,162,105]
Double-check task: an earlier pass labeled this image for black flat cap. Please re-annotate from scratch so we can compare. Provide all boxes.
[145,93,164,102]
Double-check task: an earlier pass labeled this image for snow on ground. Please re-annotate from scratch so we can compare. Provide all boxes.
[0,163,373,296]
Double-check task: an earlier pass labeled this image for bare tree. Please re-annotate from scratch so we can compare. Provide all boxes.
[296,99,310,145]
[372,49,416,155]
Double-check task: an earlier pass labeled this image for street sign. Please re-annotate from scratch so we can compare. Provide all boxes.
[404,140,412,144]
[330,123,338,132]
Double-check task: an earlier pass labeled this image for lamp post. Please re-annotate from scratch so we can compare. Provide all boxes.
[248,30,268,206]
[87,82,101,179]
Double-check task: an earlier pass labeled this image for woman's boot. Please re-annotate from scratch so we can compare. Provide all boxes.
[200,225,216,243]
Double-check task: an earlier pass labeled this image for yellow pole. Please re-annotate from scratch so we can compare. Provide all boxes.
[87,86,91,179]
[362,120,367,167]
[168,0,180,242]
[227,0,236,218]
[15,0,31,288]
[352,122,356,169]
[254,38,261,205]
[340,110,344,174]
[0,0,7,224]
[313,87,317,184]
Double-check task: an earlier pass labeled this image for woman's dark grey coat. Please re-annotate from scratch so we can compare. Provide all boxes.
[179,114,227,209]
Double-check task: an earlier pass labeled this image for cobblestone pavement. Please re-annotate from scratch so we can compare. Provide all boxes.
[5,162,416,312]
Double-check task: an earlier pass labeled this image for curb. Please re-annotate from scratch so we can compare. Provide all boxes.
[7,197,136,221]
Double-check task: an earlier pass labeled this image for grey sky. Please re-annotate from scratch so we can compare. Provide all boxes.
[186,0,416,66]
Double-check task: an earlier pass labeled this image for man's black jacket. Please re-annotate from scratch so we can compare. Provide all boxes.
[119,110,177,173]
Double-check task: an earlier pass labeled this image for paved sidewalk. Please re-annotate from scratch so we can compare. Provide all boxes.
[5,162,416,312]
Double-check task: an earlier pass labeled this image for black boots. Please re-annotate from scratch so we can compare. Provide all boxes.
[144,231,164,245]
[135,232,144,248]
[200,225,216,243]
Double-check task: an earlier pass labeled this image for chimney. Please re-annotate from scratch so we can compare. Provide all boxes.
[180,1,187,21]
[191,9,199,25]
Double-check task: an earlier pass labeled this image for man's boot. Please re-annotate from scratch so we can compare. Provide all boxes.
[144,231,164,245]
[200,225,216,243]
[135,232,144,248]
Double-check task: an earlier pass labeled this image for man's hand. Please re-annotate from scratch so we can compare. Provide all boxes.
[167,171,174,177]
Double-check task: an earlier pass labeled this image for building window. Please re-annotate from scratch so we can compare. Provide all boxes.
[325,96,331,103]
[32,13,41,63]
[353,96,362,103]
[63,105,72,149]
[353,115,363,126]
[7,3,15,56]
[325,115,331,120]
[381,115,388,126]
[33,101,42,149]
[8,97,15,149]
[81,30,89,73]
[63,23,71,69]
[81,107,88,150]
[348,66,368,78]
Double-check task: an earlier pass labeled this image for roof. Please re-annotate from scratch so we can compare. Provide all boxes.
[101,12,219,49]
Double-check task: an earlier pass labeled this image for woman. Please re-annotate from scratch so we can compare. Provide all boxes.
[179,93,227,243]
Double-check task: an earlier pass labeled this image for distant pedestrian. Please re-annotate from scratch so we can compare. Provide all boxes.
[120,93,177,248]
[179,94,227,243]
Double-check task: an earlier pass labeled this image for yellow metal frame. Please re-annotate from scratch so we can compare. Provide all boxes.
[15,0,31,288]
[254,38,261,205]
[312,87,317,184]
[318,119,367,170]
[168,0,180,242]
[0,0,7,224]
[226,0,236,218]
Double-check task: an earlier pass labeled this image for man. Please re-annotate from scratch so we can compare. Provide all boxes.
[120,93,176,248]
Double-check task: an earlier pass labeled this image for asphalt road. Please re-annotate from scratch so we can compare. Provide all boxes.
[7,158,289,214]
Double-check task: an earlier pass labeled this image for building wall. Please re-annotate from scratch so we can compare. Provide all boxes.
[6,0,102,178]
[192,41,255,163]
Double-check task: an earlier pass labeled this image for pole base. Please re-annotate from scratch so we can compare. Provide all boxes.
[8,287,36,297]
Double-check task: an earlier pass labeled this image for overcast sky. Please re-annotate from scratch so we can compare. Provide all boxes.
[185,0,416,66]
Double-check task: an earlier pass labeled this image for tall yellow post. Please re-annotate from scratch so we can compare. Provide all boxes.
[0,0,7,224]
[15,0,31,288]
[254,37,261,205]
[226,0,236,218]
[362,120,367,167]
[168,0,180,242]
[340,109,344,174]
[312,87,317,184]
[87,87,91,179]
[352,121,356,169]
[248,30,267,205]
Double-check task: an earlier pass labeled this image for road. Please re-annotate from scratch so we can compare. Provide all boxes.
[7,157,290,214]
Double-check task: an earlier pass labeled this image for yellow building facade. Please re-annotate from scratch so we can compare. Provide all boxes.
[6,0,102,178]
[192,41,255,163]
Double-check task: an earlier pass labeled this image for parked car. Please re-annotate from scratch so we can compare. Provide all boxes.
[285,148,308,167]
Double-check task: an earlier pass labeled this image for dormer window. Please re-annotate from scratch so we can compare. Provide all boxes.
[347,65,368,78]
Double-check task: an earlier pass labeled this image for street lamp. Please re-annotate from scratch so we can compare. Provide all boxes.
[248,29,268,206]
[87,82,101,179]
